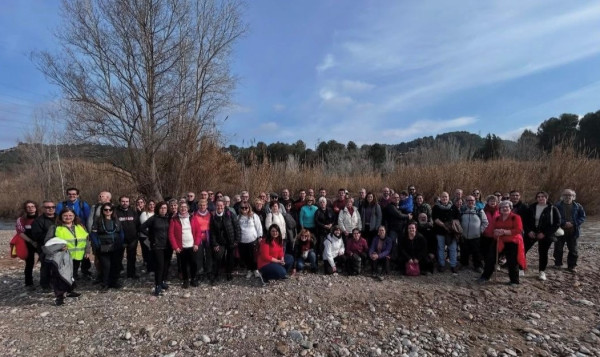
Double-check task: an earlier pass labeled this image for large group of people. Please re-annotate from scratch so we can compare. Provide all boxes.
[12,185,586,306]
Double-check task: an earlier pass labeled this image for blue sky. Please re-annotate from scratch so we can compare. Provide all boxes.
[1,1,600,150]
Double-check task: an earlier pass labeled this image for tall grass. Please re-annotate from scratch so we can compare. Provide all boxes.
[1,144,598,218]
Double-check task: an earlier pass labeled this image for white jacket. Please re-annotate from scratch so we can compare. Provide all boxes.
[239,213,263,243]
[323,233,345,268]
[266,212,287,240]
[338,206,362,235]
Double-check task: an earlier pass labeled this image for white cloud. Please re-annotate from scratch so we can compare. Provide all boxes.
[316,53,336,72]
[383,117,478,139]
[498,126,538,140]
[340,80,375,93]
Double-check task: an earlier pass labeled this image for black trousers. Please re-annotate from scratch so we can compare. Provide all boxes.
[212,246,234,280]
[24,242,37,286]
[139,236,153,271]
[178,247,198,282]
[152,249,171,285]
[482,241,518,283]
[553,231,578,268]
[324,255,346,274]
[524,236,553,271]
[195,241,212,278]
[125,240,138,277]
[371,257,391,275]
[238,241,257,271]
[345,253,367,275]
[80,256,92,275]
[98,250,121,287]
[39,253,51,289]
[460,238,483,269]
[49,263,73,298]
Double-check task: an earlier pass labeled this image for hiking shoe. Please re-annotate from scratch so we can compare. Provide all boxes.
[153,285,162,296]
[161,282,169,290]
[451,267,458,275]
[54,297,64,306]
[66,292,81,298]
[539,271,547,281]
[567,267,578,274]
[245,270,253,279]
[253,270,261,278]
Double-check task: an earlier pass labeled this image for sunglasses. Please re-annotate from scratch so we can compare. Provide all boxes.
[103,208,113,212]
[44,206,56,209]
[240,207,249,210]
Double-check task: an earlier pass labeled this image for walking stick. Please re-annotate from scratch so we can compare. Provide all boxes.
[494,235,500,282]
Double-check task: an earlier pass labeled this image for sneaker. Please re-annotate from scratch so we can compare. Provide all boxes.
[54,297,64,306]
[66,292,81,298]
[182,280,189,289]
[519,270,525,277]
[153,285,162,296]
[253,270,261,278]
[190,279,199,287]
[161,282,169,290]
[451,267,458,275]
[539,271,547,281]
[245,270,253,279]
[567,267,578,274]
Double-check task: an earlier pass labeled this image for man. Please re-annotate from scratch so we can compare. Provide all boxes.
[87,191,112,281]
[200,191,216,212]
[509,190,528,219]
[356,188,367,210]
[187,192,198,214]
[234,190,250,215]
[293,189,307,212]
[307,188,315,198]
[554,189,586,273]
[332,188,347,221]
[459,195,488,273]
[223,196,237,217]
[408,185,417,199]
[56,187,91,225]
[379,187,392,208]
[210,200,241,284]
[115,195,139,279]
[280,188,293,208]
[317,188,333,209]
[314,196,335,258]
[31,200,57,290]
[383,193,412,266]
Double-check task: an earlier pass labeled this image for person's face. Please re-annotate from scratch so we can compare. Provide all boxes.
[179,203,188,214]
[392,194,400,204]
[536,194,547,205]
[102,206,113,217]
[208,192,215,200]
[120,197,130,209]
[494,193,502,200]
[338,190,345,199]
[509,192,520,204]
[472,190,481,200]
[271,204,279,213]
[488,198,497,207]
[382,188,390,198]
[198,202,207,211]
[465,196,475,208]
[240,204,249,214]
[408,187,416,195]
[319,189,326,197]
[300,232,310,241]
[378,227,386,237]
[241,193,249,202]
[270,227,279,238]
[454,190,463,199]
[407,225,416,238]
[43,203,56,216]
[148,201,155,211]
[499,205,511,215]
[299,191,306,200]
[25,203,37,215]
[346,199,353,208]
[200,191,208,200]
[319,199,327,209]
[169,203,178,213]
[99,192,111,203]
[416,195,423,204]
[306,197,314,206]
[259,193,267,201]
[137,199,146,210]
[187,193,195,201]
[216,201,225,214]
[282,190,290,199]
[454,199,463,207]
[352,231,361,241]
[67,190,79,202]
[440,193,449,204]
[562,192,575,204]
[359,190,366,198]
[255,202,263,210]
[308,189,314,197]
[367,193,374,203]
[224,199,231,207]
[215,193,223,200]
[333,228,341,236]
[418,213,427,223]
[62,211,75,224]
[158,204,168,216]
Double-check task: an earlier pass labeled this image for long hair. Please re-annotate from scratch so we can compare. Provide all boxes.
[20,200,38,220]
[99,202,116,220]
[266,223,282,245]
[57,207,82,226]
[155,201,168,216]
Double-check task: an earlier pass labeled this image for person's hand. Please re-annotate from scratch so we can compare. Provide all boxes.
[536,233,545,240]
[31,242,38,249]
[528,231,536,239]
[193,245,198,252]
[279,259,285,265]
[408,259,414,264]
[408,213,413,220]
[61,246,68,251]
[84,253,89,259]
[414,259,419,264]
[214,246,220,252]
[564,222,573,229]
[175,248,181,254]
[371,253,378,260]
[332,266,337,273]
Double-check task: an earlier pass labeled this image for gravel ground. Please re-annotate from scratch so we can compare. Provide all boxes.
[1,220,599,357]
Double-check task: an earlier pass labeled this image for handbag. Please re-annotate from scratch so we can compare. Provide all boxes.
[405,261,420,276]
[10,234,28,260]
[555,227,565,237]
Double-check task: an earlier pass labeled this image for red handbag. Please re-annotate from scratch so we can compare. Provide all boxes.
[405,261,420,276]
[10,234,28,260]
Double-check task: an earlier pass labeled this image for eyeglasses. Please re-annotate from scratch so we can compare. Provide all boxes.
[44,206,55,209]
[240,206,249,210]
[473,192,480,195]
[103,208,113,212]
[466,199,475,202]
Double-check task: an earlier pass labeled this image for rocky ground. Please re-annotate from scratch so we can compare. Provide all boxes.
[0,220,599,357]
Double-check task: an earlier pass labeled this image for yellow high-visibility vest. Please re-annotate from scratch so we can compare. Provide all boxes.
[54,225,88,261]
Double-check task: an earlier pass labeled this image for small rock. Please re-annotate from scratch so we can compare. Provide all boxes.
[486,347,497,357]
[339,347,350,356]
[579,346,591,354]
[528,312,541,319]
[124,332,132,340]
[276,343,289,355]
[575,299,595,306]
[182,293,191,299]
[504,349,517,356]
[40,311,49,318]
[289,330,303,343]
[77,320,84,325]
[169,340,177,347]
[300,340,312,349]
[193,341,202,347]
[201,335,211,343]
[308,299,312,304]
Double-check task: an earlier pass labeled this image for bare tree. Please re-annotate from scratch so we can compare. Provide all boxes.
[34,0,246,199]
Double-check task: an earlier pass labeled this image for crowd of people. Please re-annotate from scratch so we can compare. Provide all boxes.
[12,185,586,305]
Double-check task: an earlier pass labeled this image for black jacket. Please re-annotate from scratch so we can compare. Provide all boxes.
[31,215,57,247]
[314,207,335,238]
[115,207,139,243]
[141,214,170,250]
[383,204,410,233]
[524,203,560,239]
[210,211,241,248]
[399,233,428,262]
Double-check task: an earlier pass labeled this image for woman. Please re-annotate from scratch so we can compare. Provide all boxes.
[299,196,318,234]
[524,191,561,281]
[265,201,287,245]
[314,197,335,259]
[478,200,526,285]
[44,207,87,305]
[139,200,156,273]
[141,202,171,296]
[238,202,263,279]
[338,197,362,239]
[432,192,461,274]
[257,224,294,283]
[169,202,201,288]
[91,203,125,291]
[369,226,392,280]
[481,195,500,266]
[345,228,369,275]
[472,189,485,210]
[193,199,212,282]
[16,200,39,287]
[292,229,317,273]
[323,225,346,275]
[399,222,433,275]
[359,192,381,246]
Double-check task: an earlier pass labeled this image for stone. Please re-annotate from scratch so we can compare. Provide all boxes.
[575,299,594,306]
[169,340,177,347]
[40,312,49,317]
[77,320,84,325]
[182,293,191,299]
[276,343,289,355]
[528,312,541,319]
[504,349,517,356]
[124,332,132,340]
[289,330,303,343]
[301,340,313,349]
[201,335,211,343]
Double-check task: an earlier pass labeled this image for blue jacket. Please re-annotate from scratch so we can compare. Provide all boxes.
[56,199,91,224]
[369,235,392,259]
[555,200,586,238]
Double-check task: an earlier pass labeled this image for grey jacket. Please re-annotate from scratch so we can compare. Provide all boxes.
[460,207,489,239]
[43,238,73,286]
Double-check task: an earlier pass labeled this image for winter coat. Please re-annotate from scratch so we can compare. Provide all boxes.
[338,206,362,235]
[140,214,170,250]
[460,207,489,239]
[555,200,586,238]
[323,233,345,268]
[359,203,382,233]
[210,211,241,248]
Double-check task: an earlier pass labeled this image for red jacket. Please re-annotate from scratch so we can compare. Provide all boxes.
[345,237,369,256]
[257,238,284,270]
[193,211,211,244]
[491,212,527,270]
[168,215,202,250]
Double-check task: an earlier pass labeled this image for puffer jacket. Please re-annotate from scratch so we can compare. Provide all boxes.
[338,206,362,235]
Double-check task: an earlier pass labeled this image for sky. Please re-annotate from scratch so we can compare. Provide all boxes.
[1,1,600,150]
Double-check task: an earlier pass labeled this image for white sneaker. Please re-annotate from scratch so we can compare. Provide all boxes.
[253,270,261,278]
[539,271,547,281]
[519,270,525,277]
[245,270,253,279]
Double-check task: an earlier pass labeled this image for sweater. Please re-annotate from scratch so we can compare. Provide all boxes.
[169,215,202,250]
[299,205,318,229]
[345,237,369,256]
[257,238,284,270]
[239,213,263,243]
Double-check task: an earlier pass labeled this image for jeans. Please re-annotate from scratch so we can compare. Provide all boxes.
[553,231,578,268]
[436,234,457,268]
[178,247,197,282]
[260,254,294,281]
[296,250,317,272]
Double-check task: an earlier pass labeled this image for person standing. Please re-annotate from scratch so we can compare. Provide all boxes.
[459,195,488,273]
[169,202,201,288]
[138,199,155,273]
[432,192,461,274]
[57,187,92,278]
[87,191,112,282]
[193,199,212,282]
[554,189,586,273]
[299,196,318,235]
[16,200,39,288]
[31,200,57,290]
[90,203,124,291]
[210,200,241,284]
[140,202,171,296]
[115,195,139,279]
[238,202,262,279]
